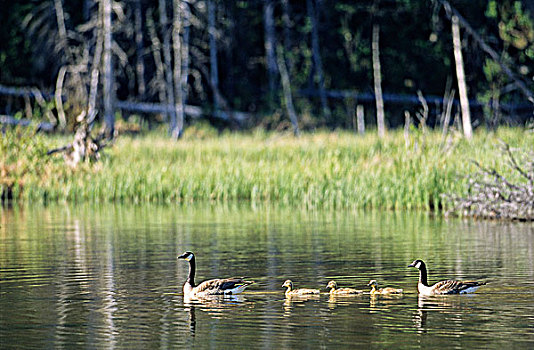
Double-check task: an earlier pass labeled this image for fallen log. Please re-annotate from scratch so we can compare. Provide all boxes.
[0,84,252,124]
[0,115,55,132]
[0,84,54,99]
[115,100,251,123]
[298,89,531,112]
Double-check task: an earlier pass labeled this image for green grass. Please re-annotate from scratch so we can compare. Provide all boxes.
[2,126,533,210]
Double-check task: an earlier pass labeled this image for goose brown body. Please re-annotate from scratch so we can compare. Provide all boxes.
[408,259,486,296]
[178,251,253,298]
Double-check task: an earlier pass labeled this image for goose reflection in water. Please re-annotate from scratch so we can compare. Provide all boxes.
[282,293,321,316]
[184,293,247,305]
[368,292,404,312]
[327,293,365,310]
[184,293,250,324]
[183,295,248,336]
[183,305,196,336]
[413,295,475,333]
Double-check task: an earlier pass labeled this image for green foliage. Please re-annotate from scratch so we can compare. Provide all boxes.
[482,58,502,81]
[498,1,534,52]
[0,128,52,200]
[486,1,498,19]
[486,0,534,60]
[5,128,533,211]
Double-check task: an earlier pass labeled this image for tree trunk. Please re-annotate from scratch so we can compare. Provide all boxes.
[441,89,455,142]
[222,2,236,101]
[159,0,177,136]
[134,0,146,98]
[263,0,278,105]
[307,0,330,119]
[276,44,299,136]
[102,0,114,137]
[53,0,67,129]
[451,15,472,139]
[372,24,385,138]
[171,0,184,139]
[208,0,220,112]
[404,111,411,147]
[55,66,67,128]
[181,1,190,107]
[54,0,67,52]
[281,0,293,72]
[357,104,365,135]
[87,14,103,124]
[146,11,167,117]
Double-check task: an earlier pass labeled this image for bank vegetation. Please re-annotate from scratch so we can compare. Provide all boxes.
[2,127,532,214]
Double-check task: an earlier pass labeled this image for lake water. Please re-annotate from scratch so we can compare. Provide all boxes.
[1,204,533,349]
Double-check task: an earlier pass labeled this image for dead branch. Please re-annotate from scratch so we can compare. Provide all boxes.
[416,90,428,131]
[47,111,112,167]
[444,142,534,220]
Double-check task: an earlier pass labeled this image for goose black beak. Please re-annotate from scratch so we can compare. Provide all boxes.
[407,262,415,267]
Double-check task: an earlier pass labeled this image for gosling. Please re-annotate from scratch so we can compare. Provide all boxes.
[368,280,403,295]
[326,280,363,295]
[282,280,320,296]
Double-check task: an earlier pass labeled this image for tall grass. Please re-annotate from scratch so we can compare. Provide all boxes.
[4,127,533,210]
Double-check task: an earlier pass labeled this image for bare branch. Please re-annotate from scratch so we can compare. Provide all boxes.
[444,143,534,220]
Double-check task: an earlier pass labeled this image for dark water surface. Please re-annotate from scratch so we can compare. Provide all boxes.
[1,205,533,349]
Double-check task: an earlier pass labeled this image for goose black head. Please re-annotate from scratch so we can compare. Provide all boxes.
[367,279,378,287]
[178,251,195,262]
[408,259,425,269]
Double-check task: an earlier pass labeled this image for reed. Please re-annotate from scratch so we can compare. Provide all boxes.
[3,127,532,210]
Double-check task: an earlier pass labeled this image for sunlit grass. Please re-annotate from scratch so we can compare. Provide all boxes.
[3,126,533,210]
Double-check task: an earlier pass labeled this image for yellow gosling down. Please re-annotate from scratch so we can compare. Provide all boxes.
[408,259,486,296]
[326,280,363,295]
[368,280,403,295]
[282,280,320,296]
[178,251,254,299]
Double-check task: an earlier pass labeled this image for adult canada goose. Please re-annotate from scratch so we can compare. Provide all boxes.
[282,280,320,296]
[367,280,403,295]
[326,280,363,295]
[408,259,486,296]
[177,251,253,298]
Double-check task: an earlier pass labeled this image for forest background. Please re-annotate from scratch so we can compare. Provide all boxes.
[0,0,532,134]
[0,0,533,216]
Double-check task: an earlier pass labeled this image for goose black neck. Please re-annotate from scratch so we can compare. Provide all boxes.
[419,263,428,286]
[187,256,196,287]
